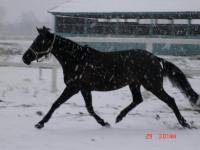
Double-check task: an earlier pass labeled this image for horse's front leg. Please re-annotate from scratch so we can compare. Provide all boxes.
[81,90,110,127]
[35,86,79,129]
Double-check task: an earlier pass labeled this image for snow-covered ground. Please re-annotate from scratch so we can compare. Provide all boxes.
[0,40,200,150]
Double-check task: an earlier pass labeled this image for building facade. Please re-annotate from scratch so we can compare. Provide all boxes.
[49,1,200,55]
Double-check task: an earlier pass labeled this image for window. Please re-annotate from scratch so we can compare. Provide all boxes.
[139,19,152,24]
[157,19,172,24]
[191,19,200,25]
[173,19,189,24]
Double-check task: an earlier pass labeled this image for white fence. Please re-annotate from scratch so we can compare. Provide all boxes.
[0,61,59,93]
[0,37,200,92]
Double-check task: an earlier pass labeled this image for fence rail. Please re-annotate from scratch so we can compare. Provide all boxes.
[1,37,200,92]
[0,61,200,93]
[0,61,59,93]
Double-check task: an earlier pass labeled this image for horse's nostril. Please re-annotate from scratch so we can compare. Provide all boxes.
[22,55,31,65]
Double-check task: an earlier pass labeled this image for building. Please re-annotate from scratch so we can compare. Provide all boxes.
[49,0,200,55]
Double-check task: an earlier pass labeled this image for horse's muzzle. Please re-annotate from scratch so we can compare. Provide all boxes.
[22,56,31,65]
[22,51,32,65]
[22,48,38,65]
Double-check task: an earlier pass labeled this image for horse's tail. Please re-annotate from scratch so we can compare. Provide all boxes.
[161,59,200,107]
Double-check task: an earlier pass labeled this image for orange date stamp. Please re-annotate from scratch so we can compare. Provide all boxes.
[145,133,176,140]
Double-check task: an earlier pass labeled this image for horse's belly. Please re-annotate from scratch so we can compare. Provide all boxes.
[93,82,128,91]
[82,73,132,91]
[80,62,136,91]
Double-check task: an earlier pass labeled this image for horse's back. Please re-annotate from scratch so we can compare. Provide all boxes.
[87,48,162,73]
[80,48,163,90]
[101,49,161,67]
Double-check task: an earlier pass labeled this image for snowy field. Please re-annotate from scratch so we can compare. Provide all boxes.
[0,40,200,150]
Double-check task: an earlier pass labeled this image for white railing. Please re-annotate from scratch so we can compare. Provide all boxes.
[0,60,200,93]
[1,37,200,92]
[0,61,59,93]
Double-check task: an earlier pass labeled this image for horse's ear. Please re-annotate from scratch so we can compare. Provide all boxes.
[36,27,42,34]
[36,26,51,35]
[43,26,50,31]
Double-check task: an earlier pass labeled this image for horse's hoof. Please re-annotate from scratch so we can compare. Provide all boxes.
[103,122,111,128]
[115,116,122,123]
[190,96,200,108]
[35,123,44,129]
[182,122,191,129]
[184,124,191,129]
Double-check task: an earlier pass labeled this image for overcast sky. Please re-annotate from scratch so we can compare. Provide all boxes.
[0,0,200,23]
[0,0,66,23]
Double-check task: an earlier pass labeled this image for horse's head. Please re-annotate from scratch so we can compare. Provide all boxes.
[22,26,55,65]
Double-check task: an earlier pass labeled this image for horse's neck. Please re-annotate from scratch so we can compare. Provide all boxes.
[51,36,82,68]
[54,36,82,52]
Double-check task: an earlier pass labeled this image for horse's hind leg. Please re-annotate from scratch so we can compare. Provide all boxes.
[81,90,110,127]
[150,87,191,128]
[116,84,143,123]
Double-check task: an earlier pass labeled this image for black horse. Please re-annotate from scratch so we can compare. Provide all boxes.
[23,27,200,129]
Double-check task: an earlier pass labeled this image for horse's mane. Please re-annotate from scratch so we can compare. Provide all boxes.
[53,33,99,53]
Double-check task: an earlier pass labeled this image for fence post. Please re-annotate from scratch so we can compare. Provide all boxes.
[51,58,58,93]
[39,68,43,80]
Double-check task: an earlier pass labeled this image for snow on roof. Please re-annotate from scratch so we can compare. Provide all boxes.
[49,0,200,14]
